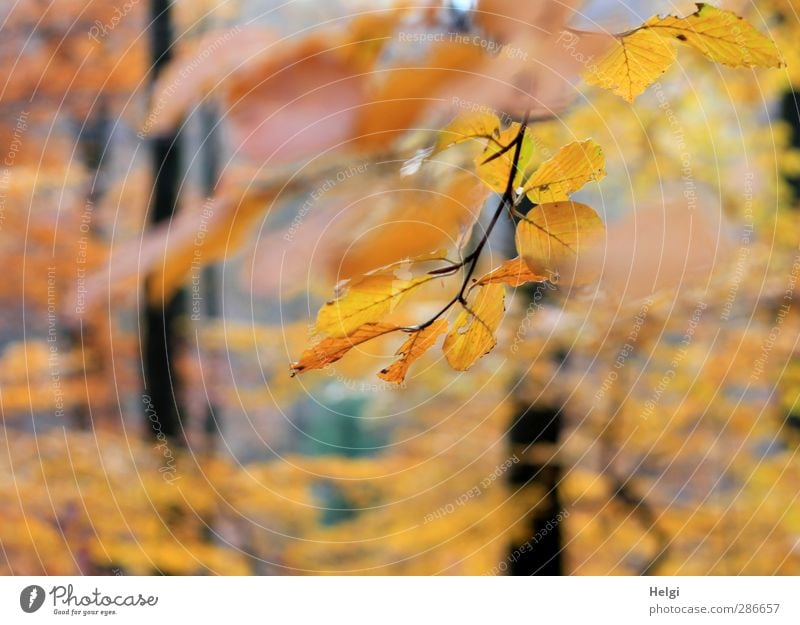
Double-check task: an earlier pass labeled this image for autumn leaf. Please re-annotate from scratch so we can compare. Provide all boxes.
[443,284,505,371]
[646,3,784,68]
[378,320,448,383]
[315,272,435,338]
[583,4,783,102]
[523,140,605,203]
[291,323,398,375]
[515,201,604,282]
[476,124,535,193]
[476,257,549,287]
[434,112,501,155]
[583,28,676,103]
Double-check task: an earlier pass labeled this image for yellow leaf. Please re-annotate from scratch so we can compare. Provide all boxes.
[583,4,783,102]
[315,272,434,338]
[523,140,605,203]
[476,123,535,193]
[378,320,448,383]
[515,201,604,282]
[476,257,549,287]
[583,28,676,103]
[647,3,783,68]
[290,323,398,375]
[443,284,505,371]
[434,112,501,154]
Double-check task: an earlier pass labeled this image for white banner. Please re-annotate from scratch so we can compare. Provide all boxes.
[0,576,798,624]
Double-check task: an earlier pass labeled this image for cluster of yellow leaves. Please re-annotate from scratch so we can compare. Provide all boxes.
[0,432,251,575]
[532,250,800,574]
[437,113,608,280]
[292,110,608,380]
[0,380,530,576]
[584,3,784,102]
[125,2,787,389]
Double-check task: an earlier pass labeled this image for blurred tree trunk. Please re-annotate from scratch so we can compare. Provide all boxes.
[507,354,565,575]
[143,0,185,441]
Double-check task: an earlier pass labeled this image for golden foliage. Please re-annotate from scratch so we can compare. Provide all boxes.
[648,4,783,68]
[476,257,549,287]
[434,112,502,154]
[316,273,435,338]
[378,319,448,383]
[523,140,606,203]
[290,323,399,375]
[583,28,677,103]
[443,284,506,371]
[3,0,797,581]
[476,123,535,193]
[584,3,783,102]
[515,201,605,282]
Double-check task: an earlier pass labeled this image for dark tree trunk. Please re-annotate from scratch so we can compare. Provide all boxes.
[143,0,184,441]
[507,398,564,575]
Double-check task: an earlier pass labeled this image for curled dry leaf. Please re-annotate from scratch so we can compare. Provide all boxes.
[378,319,448,383]
[476,257,549,288]
[443,284,506,371]
[290,323,398,376]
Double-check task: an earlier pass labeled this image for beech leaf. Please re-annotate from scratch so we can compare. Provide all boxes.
[378,320,448,383]
[523,140,606,203]
[476,257,549,287]
[476,124,535,193]
[290,323,398,375]
[434,112,501,155]
[583,4,783,103]
[443,284,505,371]
[315,272,434,338]
[515,201,604,281]
[583,28,676,103]
[647,3,784,68]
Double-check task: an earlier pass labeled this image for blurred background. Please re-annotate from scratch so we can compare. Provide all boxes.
[1,0,800,575]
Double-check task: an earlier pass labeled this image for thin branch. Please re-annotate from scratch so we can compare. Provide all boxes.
[402,111,531,332]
